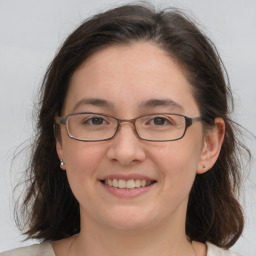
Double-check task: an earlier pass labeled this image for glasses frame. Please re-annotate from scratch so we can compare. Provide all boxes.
[56,112,202,142]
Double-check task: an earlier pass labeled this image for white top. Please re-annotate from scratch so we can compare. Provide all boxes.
[0,241,241,256]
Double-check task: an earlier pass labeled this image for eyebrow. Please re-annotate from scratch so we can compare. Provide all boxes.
[72,98,114,112]
[140,99,184,111]
[72,97,184,113]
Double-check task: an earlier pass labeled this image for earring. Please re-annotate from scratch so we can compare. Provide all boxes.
[60,159,65,167]
[202,164,206,169]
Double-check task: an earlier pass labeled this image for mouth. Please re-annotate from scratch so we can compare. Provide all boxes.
[100,179,156,189]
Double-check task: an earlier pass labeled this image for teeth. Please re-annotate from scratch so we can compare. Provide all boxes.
[135,179,141,188]
[127,179,135,189]
[107,179,112,186]
[141,180,146,187]
[104,179,154,189]
[113,179,118,187]
[118,179,126,188]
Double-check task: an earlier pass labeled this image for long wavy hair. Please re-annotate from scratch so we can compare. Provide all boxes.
[16,3,250,248]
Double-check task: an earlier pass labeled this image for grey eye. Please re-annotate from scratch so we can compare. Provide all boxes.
[152,117,170,125]
[82,116,108,126]
[89,117,105,125]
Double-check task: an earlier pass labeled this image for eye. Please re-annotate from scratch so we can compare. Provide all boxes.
[83,116,109,126]
[146,116,174,126]
[89,117,104,125]
[152,117,171,125]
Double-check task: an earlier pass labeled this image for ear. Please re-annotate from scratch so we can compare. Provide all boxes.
[197,118,225,174]
[56,139,66,170]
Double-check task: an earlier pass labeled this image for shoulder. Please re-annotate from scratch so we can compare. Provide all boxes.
[206,242,241,256]
[0,242,55,256]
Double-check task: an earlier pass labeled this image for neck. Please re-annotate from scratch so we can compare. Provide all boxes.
[70,214,196,256]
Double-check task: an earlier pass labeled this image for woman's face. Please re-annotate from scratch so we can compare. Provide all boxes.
[57,42,210,232]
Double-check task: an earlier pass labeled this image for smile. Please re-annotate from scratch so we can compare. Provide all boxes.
[101,179,156,189]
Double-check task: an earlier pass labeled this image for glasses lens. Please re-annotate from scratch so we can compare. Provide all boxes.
[67,113,118,141]
[136,114,186,141]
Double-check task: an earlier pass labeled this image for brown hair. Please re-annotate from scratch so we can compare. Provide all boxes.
[16,3,249,248]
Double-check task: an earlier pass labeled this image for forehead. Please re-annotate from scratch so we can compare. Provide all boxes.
[64,42,199,116]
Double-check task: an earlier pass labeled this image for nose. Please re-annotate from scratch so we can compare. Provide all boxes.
[106,123,146,166]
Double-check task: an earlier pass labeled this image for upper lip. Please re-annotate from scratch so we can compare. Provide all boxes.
[99,174,156,181]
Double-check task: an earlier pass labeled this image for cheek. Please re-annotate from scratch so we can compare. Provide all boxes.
[62,140,107,181]
[150,138,202,184]
[61,141,109,207]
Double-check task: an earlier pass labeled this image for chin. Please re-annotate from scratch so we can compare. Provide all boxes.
[101,207,157,231]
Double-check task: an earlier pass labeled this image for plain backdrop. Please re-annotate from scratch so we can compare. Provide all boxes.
[0,0,255,255]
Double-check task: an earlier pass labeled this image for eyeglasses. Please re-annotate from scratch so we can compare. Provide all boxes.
[56,112,202,142]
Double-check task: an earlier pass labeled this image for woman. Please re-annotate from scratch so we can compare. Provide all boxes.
[1,3,249,256]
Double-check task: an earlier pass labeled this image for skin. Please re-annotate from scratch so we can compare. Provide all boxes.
[54,42,225,256]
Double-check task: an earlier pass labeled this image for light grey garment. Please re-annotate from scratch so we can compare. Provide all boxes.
[0,241,241,256]
[206,242,241,256]
[0,242,55,256]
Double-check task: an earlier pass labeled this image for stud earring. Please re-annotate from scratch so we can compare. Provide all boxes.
[202,164,206,169]
[60,159,65,167]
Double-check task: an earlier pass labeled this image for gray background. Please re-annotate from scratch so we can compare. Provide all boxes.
[0,0,255,255]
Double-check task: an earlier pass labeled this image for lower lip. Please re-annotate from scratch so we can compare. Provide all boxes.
[101,182,155,198]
